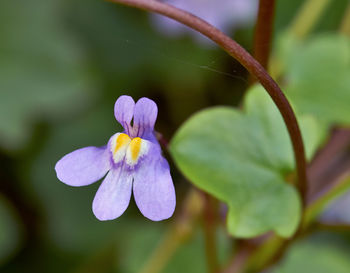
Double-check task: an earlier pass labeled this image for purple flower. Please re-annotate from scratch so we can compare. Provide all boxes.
[151,0,258,41]
[55,96,176,221]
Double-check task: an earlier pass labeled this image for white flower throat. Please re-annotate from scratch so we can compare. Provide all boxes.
[110,133,149,166]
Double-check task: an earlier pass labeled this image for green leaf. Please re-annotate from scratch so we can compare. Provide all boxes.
[270,233,350,273]
[282,34,350,128]
[170,85,323,238]
[0,0,95,150]
[118,225,231,273]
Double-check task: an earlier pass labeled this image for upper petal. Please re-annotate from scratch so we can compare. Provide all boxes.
[55,146,111,187]
[132,97,158,138]
[133,145,176,221]
[92,166,133,221]
[114,95,135,133]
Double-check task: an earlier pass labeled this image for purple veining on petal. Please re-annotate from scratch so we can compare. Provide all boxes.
[142,131,159,144]
[114,95,135,135]
[92,164,133,221]
[55,146,111,187]
[56,95,176,222]
[151,0,258,43]
[107,133,128,168]
[133,143,176,221]
[132,97,158,139]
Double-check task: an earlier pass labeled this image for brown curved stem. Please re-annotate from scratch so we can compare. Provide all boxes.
[202,192,219,273]
[107,0,307,204]
[253,0,276,70]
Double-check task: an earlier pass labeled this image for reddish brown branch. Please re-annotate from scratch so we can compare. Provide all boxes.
[222,129,350,273]
[307,128,350,203]
[316,221,350,232]
[253,0,276,70]
[202,193,220,273]
[108,0,308,205]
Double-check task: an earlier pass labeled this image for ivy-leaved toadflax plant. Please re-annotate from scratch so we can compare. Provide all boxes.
[55,96,176,221]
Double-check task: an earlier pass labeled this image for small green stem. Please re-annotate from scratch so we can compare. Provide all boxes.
[223,172,350,273]
[315,222,350,232]
[289,0,332,39]
[303,175,350,229]
[340,3,350,36]
[307,129,350,200]
[139,228,182,273]
[244,235,286,273]
[139,189,204,273]
[222,239,265,273]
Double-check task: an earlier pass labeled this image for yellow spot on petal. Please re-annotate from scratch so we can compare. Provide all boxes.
[129,137,142,161]
[114,133,131,154]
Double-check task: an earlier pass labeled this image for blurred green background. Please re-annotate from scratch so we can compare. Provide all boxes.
[0,0,350,272]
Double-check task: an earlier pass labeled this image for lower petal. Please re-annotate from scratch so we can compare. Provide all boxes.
[133,152,176,221]
[55,146,111,187]
[92,166,133,221]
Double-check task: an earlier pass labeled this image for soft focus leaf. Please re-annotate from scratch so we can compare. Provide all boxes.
[282,34,350,129]
[321,188,350,224]
[0,0,95,150]
[314,0,349,32]
[0,195,22,265]
[270,233,350,273]
[118,225,231,273]
[170,85,323,238]
[2,0,350,270]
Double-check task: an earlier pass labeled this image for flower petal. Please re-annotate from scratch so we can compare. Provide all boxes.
[92,166,133,220]
[132,97,158,138]
[55,146,111,187]
[114,95,135,133]
[133,146,175,221]
[109,133,131,165]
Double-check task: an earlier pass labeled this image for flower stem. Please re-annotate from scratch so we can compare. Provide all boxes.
[139,227,181,273]
[340,2,350,36]
[307,129,350,200]
[253,0,276,70]
[315,222,350,232]
[222,238,266,273]
[202,192,219,273]
[107,0,308,206]
[223,138,350,273]
[303,175,350,229]
[139,189,204,273]
[289,0,332,39]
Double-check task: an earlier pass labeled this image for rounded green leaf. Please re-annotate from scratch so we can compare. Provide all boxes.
[170,86,323,238]
[270,234,350,273]
[282,34,350,128]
